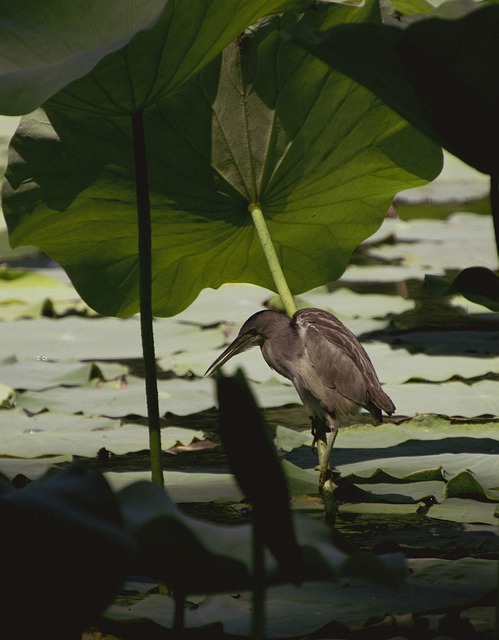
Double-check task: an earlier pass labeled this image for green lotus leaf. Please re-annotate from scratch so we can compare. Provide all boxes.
[291,3,499,175]
[444,469,499,503]
[0,0,298,116]
[0,0,167,116]
[2,1,441,317]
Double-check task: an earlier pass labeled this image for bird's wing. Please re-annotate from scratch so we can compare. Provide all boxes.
[294,309,394,415]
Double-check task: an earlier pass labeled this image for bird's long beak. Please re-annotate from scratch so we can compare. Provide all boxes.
[205,332,258,377]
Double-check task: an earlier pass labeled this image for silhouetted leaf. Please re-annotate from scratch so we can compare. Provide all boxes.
[291,4,499,174]
[425,267,499,312]
[118,480,253,593]
[0,467,134,640]
[217,369,304,583]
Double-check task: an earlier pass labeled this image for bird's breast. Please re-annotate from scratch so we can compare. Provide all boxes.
[260,342,294,381]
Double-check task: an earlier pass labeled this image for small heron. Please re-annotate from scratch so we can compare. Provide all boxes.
[206,307,395,492]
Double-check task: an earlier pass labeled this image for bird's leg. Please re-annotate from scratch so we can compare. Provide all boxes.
[312,416,339,523]
[319,425,338,490]
[312,417,338,489]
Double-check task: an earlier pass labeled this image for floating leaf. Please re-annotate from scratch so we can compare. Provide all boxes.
[343,466,446,485]
[0,381,14,407]
[118,479,400,595]
[430,498,499,525]
[382,380,499,418]
[444,470,499,503]
[0,408,202,458]
[106,558,495,637]
[334,475,426,505]
[16,375,215,418]
[389,0,435,16]
[0,359,126,391]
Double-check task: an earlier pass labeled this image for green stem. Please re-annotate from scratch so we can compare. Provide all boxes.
[249,203,297,317]
[131,110,164,488]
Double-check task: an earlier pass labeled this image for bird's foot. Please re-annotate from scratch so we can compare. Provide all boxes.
[321,478,338,525]
[318,467,332,493]
[318,467,340,493]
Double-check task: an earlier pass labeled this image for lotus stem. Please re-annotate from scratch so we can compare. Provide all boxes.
[249,203,297,317]
[131,109,164,488]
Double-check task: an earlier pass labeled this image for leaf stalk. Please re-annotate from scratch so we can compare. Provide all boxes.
[131,110,164,488]
[249,203,297,317]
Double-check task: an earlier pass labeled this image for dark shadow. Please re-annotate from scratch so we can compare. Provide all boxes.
[286,436,499,468]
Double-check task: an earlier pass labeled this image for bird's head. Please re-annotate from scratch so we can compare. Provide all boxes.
[204,310,278,376]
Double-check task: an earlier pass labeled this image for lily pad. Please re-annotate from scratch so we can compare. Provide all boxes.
[444,469,499,502]
[0,409,202,458]
[430,498,499,526]
[0,268,88,319]
[16,375,216,417]
[106,558,497,637]
[0,359,126,391]
[363,343,498,385]
[0,380,14,407]
[0,455,72,482]
[383,380,499,417]
[368,214,498,273]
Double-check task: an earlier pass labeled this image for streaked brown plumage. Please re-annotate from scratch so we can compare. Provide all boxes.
[206,307,395,489]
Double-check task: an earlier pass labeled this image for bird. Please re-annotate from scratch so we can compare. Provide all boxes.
[205,307,395,493]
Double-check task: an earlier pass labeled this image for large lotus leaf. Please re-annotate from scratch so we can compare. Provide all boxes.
[2,1,442,317]
[292,3,499,175]
[0,0,167,116]
[0,0,298,116]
